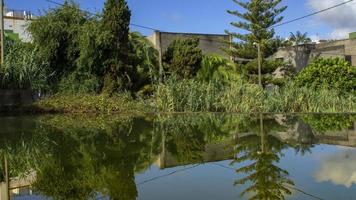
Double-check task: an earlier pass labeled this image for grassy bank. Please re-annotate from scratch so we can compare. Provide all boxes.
[32,93,153,114]
[26,81,355,114]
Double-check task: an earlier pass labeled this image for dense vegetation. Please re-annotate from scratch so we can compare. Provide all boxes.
[0,0,355,113]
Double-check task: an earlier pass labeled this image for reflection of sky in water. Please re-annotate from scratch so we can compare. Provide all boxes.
[315,148,356,188]
[136,145,356,200]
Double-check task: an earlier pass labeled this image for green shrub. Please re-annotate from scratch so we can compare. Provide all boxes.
[163,38,203,79]
[197,55,241,84]
[295,58,356,93]
[243,59,293,85]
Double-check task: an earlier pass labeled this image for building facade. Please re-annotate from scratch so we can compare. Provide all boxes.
[147,31,232,59]
[272,36,356,71]
[4,9,33,42]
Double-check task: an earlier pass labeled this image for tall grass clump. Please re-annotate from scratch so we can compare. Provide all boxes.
[156,77,222,112]
[265,82,356,113]
[155,78,356,113]
[0,38,49,90]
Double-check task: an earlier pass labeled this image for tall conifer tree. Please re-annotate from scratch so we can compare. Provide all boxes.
[101,0,132,93]
[226,0,287,59]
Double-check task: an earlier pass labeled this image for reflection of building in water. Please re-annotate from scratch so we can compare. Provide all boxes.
[275,119,356,148]
[11,187,34,198]
[0,171,35,200]
[155,138,235,169]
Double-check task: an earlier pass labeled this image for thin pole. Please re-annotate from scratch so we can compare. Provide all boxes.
[0,0,4,64]
[257,43,262,87]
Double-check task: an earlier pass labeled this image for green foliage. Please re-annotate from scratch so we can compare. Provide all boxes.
[302,114,356,132]
[26,0,158,95]
[155,78,356,113]
[226,0,287,43]
[35,93,150,114]
[197,55,241,84]
[243,59,294,85]
[226,0,287,58]
[295,58,356,93]
[264,83,356,113]
[100,0,132,93]
[28,2,87,87]
[163,38,203,79]
[0,37,49,90]
[129,32,159,90]
[156,77,222,112]
[289,31,311,45]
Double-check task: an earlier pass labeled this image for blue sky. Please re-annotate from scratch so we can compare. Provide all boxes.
[6,0,355,39]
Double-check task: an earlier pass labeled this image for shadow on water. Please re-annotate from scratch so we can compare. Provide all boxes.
[0,113,355,200]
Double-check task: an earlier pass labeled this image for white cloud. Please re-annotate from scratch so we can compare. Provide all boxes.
[315,149,356,188]
[307,0,356,39]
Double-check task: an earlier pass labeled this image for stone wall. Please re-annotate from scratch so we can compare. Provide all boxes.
[147,31,231,59]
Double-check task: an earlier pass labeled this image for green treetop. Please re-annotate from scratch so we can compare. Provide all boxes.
[226,0,287,58]
[101,0,133,93]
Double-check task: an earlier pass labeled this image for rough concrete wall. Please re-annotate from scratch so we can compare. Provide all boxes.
[272,45,314,72]
[148,32,230,59]
[344,39,356,66]
[0,90,33,106]
[4,18,31,42]
[312,40,345,60]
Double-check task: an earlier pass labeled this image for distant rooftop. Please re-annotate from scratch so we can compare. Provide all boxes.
[4,8,34,19]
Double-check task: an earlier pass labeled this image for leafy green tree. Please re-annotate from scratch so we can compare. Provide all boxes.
[289,31,312,45]
[100,0,132,94]
[163,38,203,79]
[28,2,87,89]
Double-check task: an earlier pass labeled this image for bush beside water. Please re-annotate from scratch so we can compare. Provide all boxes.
[155,79,356,113]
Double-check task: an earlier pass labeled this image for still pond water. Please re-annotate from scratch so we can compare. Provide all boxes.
[0,113,355,200]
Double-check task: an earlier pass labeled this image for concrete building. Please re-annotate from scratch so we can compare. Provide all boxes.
[4,9,33,42]
[147,31,232,59]
[272,33,356,71]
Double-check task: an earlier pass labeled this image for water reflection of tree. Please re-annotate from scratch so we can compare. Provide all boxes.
[153,114,231,164]
[0,115,159,200]
[0,113,347,199]
[34,116,158,200]
[232,115,294,200]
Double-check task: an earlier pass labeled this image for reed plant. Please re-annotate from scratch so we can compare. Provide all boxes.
[155,78,356,113]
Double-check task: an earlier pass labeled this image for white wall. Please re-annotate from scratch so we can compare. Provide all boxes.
[4,17,31,42]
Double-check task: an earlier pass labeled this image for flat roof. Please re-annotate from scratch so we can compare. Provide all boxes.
[158,31,229,37]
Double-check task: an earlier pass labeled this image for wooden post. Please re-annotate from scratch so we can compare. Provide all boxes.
[0,0,4,64]
[257,43,262,87]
